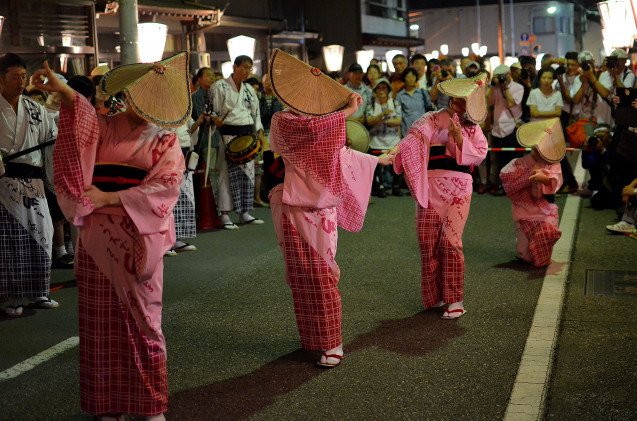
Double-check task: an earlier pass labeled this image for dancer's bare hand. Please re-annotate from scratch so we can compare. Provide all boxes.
[377,153,393,166]
[448,114,464,148]
[81,185,122,209]
[31,61,75,107]
[529,170,550,185]
[343,93,362,118]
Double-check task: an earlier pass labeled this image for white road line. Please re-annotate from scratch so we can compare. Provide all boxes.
[0,336,79,382]
[504,152,586,420]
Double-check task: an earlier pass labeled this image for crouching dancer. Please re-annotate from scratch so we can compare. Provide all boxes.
[33,53,189,420]
[500,118,564,267]
[267,50,391,368]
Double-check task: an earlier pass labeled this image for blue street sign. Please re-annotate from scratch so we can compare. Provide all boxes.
[521,46,529,55]
[520,32,529,41]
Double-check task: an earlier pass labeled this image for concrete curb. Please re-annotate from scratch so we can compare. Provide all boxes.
[503,152,585,421]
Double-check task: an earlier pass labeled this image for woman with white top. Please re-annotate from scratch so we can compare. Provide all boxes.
[365,78,403,197]
[526,67,564,121]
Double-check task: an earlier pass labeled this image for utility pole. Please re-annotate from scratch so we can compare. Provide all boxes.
[498,0,504,62]
[119,0,139,64]
[476,0,481,47]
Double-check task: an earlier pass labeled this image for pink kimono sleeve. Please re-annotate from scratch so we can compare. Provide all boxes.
[501,157,533,196]
[337,147,377,232]
[535,163,563,197]
[394,113,435,209]
[54,92,99,226]
[448,124,488,166]
[117,132,185,236]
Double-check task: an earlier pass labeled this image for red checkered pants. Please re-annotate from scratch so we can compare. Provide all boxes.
[279,212,342,351]
[416,198,470,308]
[76,242,168,416]
[517,220,562,267]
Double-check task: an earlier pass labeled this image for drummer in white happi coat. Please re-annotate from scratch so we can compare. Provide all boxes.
[0,53,59,317]
[210,55,266,230]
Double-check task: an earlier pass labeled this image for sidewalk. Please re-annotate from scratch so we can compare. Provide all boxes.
[545,201,637,419]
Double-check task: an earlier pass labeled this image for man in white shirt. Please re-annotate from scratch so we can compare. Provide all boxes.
[595,49,635,126]
[210,55,266,229]
[0,53,59,316]
[487,64,524,194]
[411,53,428,90]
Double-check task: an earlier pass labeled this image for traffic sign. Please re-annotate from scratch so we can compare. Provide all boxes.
[521,46,529,55]
[528,34,536,44]
[520,32,529,41]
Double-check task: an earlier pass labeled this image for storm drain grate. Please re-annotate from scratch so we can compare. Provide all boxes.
[584,270,637,298]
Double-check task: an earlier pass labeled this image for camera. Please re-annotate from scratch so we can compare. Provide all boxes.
[580,61,592,71]
[441,69,449,78]
[586,136,600,150]
[554,65,566,76]
[605,55,619,70]
[495,74,507,84]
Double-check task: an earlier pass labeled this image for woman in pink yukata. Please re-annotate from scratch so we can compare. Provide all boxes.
[500,118,565,267]
[387,73,489,320]
[33,53,190,421]
[267,49,392,368]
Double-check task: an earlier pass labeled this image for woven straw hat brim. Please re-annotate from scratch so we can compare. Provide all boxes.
[346,120,370,152]
[269,49,351,117]
[516,118,565,163]
[100,52,192,128]
[437,73,488,124]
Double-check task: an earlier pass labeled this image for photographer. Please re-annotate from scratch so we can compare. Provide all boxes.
[553,52,583,194]
[595,49,635,126]
[581,125,611,195]
[605,176,637,234]
[430,57,456,109]
[556,52,579,117]
[571,51,598,122]
[487,64,525,195]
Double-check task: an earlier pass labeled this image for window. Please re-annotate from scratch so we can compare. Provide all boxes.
[533,17,555,35]
[559,17,573,34]
[366,0,407,21]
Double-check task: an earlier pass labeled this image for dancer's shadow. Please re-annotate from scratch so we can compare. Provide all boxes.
[494,259,547,280]
[166,310,465,420]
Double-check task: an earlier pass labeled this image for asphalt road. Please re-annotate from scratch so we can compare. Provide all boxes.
[0,181,634,420]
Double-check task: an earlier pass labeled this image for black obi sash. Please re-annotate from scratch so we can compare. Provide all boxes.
[4,162,44,179]
[92,163,148,192]
[427,144,471,174]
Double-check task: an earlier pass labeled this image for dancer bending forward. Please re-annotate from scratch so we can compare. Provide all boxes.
[268,49,391,367]
[388,73,489,320]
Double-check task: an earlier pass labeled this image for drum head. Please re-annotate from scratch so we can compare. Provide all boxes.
[228,135,255,153]
[346,120,370,153]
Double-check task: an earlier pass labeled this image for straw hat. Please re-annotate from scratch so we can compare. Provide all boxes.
[437,72,488,124]
[516,118,565,163]
[269,49,351,117]
[100,51,192,128]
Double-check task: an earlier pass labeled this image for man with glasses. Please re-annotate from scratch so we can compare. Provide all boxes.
[210,55,266,229]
